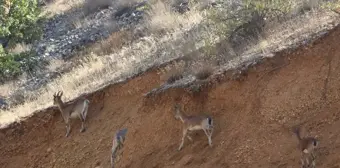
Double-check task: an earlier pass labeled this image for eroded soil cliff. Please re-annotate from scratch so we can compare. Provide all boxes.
[1,26,340,168]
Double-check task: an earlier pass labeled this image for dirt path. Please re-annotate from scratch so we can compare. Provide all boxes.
[1,25,340,168]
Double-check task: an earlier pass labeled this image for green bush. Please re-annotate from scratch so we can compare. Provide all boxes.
[0,0,43,47]
[0,45,42,82]
[0,46,20,79]
[0,0,45,82]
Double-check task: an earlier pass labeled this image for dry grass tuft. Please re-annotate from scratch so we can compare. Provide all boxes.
[42,0,84,17]
[83,0,113,15]
[93,30,133,55]
[194,65,214,80]
[70,16,84,29]
[8,43,32,54]
[159,60,186,84]
[165,67,184,84]
[166,72,184,84]
[83,0,140,16]
[146,0,189,34]
[0,82,13,99]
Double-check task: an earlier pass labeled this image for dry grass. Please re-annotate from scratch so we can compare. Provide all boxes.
[166,73,184,84]
[83,0,142,16]
[83,0,113,15]
[91,30,133,55]
[245,10,339,55]
[8,43,32,54]
[42,0,84,16]
[193,64,214,80]
[159,61,186,84]
[146,0,198,33]
[70,16,84,29]
[0,82,13,98]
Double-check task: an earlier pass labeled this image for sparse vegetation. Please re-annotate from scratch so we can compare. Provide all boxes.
[160,60,186,84]
[194,65,213,80]
[93,30,133,56]
[83,0,113,15]
[204,0,340,55]
[166,72,184,84]
[146,0,188,34]
[165,67,184,84]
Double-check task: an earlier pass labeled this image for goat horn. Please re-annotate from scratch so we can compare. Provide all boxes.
[57,91,62,97]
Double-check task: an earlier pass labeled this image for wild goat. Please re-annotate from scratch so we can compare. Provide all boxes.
[293,126,319,168]
[53,91,90,137]
[173,104,214,151]
[111,128,128,168]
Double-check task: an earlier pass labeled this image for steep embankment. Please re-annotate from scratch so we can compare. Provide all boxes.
[1,25,340,168]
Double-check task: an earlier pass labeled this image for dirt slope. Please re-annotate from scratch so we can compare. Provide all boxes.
[2,25,340,168]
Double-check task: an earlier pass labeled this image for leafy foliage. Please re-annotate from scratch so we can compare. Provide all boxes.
[0,45,43,82]
[0,0,43,47]
[0,0,45,82]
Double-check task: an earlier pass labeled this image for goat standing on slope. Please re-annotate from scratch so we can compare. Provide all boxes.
[173,104,214,151]
[111,128,128,168]
[53,91,90,137]
[293,126,319,168]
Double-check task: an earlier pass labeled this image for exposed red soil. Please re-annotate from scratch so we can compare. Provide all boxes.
[2,26,340,168]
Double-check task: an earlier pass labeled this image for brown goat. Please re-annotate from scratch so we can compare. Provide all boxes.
[293,126,319,168]
[53,91,90,137]
[174,104,214,151]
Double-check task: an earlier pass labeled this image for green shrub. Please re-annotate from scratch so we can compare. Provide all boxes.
[0,0,45,82]
[0,45,42,82]
[0,0,43,47]
[0,46,20,79]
